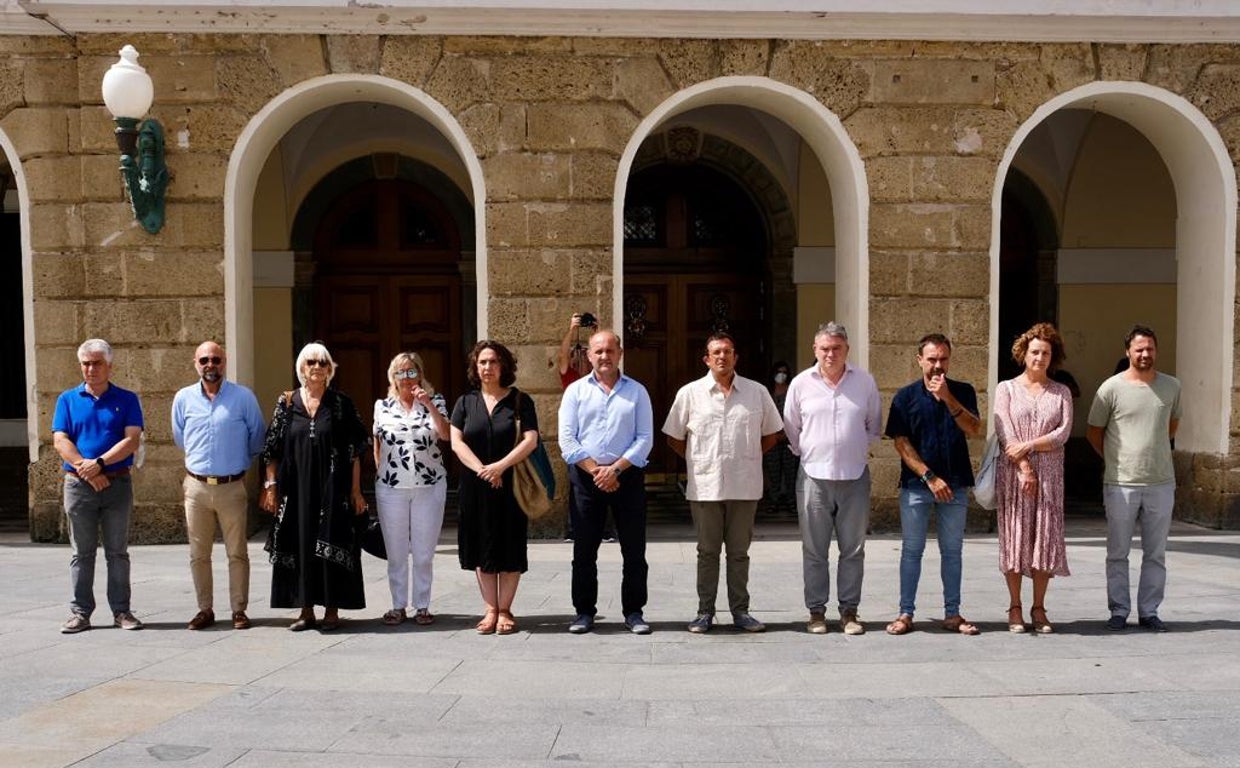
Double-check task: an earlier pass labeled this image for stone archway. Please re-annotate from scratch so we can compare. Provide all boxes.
[616,76,870,367]
[990,82,1237,457]
[224,75,487,387]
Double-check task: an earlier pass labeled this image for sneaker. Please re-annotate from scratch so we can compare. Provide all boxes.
[624,612,652,635]
[1105,615,1127,632]
[114,611,144,631]
[61,614,91,634]
[602,533,618,543]
[568,614,594,634]
[806,611,828,634]
[840,610,865,635]
[187,609,215,630]
[732,613,766,633]
[687,613,713,633]
[231,611,251,630]
[1138,616,1169,632]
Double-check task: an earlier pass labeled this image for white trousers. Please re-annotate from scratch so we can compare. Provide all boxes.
[375,483,447,611]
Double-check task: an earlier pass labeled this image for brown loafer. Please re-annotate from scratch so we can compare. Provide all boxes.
[188,609,215,630]
[232,611,251,630]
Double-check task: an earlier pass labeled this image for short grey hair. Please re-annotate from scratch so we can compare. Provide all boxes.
[77,338,113,364]
[814,322,848,342]
[294,342,336,386]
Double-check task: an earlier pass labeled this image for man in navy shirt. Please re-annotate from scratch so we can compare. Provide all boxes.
[883,334,982,636]
[53,339,145,633]
[172,341,266,630]
[558,329,654,635]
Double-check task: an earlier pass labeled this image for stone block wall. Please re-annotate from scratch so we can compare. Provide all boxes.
[4,33,1240,538]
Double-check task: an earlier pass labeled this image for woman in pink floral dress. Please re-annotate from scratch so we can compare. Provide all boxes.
[993,323,1073,634]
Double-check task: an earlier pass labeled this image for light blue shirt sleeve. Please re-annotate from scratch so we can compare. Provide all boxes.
[558,380,587,466]
[866,373,883,443]
[171,388,187,450]
[621,381,654,467]
[241,386,266,462]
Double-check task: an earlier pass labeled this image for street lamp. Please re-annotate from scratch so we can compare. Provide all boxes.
[100,45,167,234]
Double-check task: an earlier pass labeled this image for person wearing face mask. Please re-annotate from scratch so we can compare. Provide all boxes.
[762,361,799,514]
[172,341,266,630]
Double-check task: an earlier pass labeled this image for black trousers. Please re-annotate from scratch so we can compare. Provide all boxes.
[570,465,648,617]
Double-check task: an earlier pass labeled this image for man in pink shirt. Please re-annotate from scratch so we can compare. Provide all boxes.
[783,322,882,635]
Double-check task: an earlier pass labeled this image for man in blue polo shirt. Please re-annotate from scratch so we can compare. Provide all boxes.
[883,333,982,637]
[53,339,145,633]
[172,340,266,631]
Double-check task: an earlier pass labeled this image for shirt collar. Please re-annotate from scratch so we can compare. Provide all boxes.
[76,382,112,399]
[809,363,853,383]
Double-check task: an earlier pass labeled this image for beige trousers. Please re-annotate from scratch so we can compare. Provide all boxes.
[183,476,250,613]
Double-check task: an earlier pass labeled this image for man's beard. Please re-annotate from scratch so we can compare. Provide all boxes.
[202,371,221,383]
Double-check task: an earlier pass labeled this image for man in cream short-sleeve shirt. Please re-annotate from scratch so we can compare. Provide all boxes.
[663,332,783,633]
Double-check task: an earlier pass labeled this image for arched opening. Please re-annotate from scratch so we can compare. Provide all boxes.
[0,132,32,534]
[991,83,1235,470]
[225,76,487,395]
[615,77,870,370]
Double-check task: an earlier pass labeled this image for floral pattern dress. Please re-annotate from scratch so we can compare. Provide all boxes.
[993,378,1073,577]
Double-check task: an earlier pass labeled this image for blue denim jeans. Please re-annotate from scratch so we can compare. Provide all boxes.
[64,474,133,618]
[898,485,968,618]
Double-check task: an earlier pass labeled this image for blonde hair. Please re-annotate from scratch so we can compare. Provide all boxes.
[294,342,336,386]
[386,352,436,399]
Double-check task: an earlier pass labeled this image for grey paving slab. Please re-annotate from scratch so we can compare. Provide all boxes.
[0,518,1236,768]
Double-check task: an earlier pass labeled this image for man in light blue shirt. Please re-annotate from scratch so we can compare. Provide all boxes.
[171,341,266,631]
[558,329,654,634]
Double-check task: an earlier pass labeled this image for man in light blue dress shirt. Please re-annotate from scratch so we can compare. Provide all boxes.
[171,341,266,630]
[558,329,654,634]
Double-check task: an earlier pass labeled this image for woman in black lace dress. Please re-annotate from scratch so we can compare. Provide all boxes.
[260,342,369,631]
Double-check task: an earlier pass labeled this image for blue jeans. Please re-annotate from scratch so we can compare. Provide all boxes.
[898,485,968,618]
[64,474,133,618]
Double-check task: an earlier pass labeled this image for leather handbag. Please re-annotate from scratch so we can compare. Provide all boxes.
[512,390,556,519]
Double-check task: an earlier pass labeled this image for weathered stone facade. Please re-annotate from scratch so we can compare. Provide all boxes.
[5,33,1240,540]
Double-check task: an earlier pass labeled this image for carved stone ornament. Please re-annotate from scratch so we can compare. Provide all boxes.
[625,295,648,344]
[664,125,702,164]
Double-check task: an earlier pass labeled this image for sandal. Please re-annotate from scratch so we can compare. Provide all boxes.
[413,609,435,626]
[382,609,406,626]
[496,610,517,635]
[320,613,341,632]
[476,609,498,635]
[942,615,981,635]
[1030,606,1053,634]
[885,614,914,635]
[289,616,317,632]
[1008,605,1027,633]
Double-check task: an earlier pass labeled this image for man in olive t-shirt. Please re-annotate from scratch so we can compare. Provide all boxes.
[1086,325,1181,632]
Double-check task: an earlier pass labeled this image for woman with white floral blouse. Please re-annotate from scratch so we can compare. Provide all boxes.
[372,352,451,625]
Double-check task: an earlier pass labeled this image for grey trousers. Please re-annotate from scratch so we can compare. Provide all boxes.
[688,500,758,615]
[1104,482,1174,619]
[64,474,133,618]
[797,467,870,615]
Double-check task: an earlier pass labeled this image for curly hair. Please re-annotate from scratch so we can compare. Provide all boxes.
[1011,322,1066,369]
[466,340,517,388]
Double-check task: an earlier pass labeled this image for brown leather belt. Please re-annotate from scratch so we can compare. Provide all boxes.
[66,467,131,479]
[187,471,246,485]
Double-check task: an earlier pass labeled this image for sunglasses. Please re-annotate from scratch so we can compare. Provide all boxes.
[394,370,420,380]
[305,359,330,368]
[198,356,222,365]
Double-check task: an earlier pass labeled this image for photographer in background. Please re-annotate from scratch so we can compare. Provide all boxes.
[557,313,615,542]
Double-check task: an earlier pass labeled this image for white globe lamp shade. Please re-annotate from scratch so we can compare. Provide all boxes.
[101,45,154,120]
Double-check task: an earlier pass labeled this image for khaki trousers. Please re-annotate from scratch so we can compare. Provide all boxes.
[689,500,758,616]
[183,476,250,613]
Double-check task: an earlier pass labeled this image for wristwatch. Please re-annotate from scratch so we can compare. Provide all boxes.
[263,479,277,489]
[94,457,106,472]
[920,470,937,485]
[611,465,623,477]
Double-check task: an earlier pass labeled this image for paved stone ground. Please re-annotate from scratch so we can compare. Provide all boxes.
[1,516,1238,767]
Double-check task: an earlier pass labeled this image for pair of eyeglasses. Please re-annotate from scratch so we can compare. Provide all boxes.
[305,359,330,368]
[198,356,222,365]
[395,370,419,380]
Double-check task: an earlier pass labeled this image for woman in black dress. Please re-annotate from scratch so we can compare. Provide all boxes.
[260,342,369,631]
[450,341,539,635]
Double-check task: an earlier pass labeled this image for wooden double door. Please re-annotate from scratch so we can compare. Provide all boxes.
[315,274,463,421]
[622,274,764,477]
